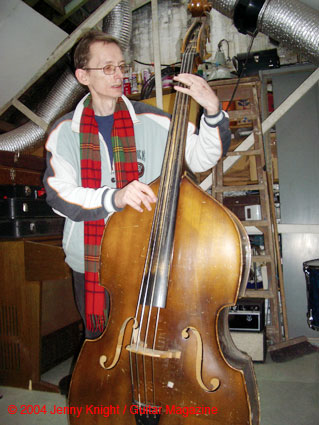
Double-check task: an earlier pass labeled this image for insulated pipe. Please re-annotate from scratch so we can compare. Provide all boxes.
[0,0,132,152]
[211,0,319,66]
[102,0,132,50]
[257,0,319,66]
[0,70,87,152]
[211,0,238,18]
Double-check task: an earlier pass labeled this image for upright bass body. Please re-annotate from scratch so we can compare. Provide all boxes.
[69,175,260,425]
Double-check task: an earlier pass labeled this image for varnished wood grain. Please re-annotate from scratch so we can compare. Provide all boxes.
[69,177,260,424]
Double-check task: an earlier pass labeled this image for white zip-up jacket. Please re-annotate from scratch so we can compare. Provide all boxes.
[44,94,231,272]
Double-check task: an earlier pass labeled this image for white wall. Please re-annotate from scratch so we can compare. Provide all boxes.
[129,0,190,72]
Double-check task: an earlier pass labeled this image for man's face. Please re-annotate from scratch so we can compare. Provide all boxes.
[83,41,125,102]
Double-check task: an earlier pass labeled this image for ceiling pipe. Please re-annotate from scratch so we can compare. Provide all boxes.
[211,0,319,66]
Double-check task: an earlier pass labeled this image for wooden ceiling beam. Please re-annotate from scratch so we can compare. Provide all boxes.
[0,0,122,117]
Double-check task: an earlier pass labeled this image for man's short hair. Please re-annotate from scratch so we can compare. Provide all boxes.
[74,30,122,69]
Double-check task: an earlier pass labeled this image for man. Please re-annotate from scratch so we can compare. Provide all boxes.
[44,30,231,339]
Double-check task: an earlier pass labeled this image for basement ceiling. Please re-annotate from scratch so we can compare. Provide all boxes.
[23,0,105,33]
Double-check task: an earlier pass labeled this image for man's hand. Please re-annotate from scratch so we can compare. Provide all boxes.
[114,180,157,212]
[173,74,220,116]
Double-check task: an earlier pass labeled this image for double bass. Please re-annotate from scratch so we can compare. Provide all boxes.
[69,9,260,425]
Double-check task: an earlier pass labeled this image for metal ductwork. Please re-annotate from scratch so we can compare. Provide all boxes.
[102,0,132,51]
[0,70,87,153]
[0,0,132,153]
[258,0,319,65]
[212,0,238,18]
[212,0,319,66]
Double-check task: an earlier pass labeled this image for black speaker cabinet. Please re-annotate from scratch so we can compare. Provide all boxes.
[229,298,265,332]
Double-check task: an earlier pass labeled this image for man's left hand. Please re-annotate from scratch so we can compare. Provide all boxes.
[173,74,220,116]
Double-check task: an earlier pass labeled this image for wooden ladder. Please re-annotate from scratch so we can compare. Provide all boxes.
[208,77,282,345]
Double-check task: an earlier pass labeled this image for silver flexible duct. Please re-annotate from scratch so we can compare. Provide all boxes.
[0,70,87,153]
[211,0,238,18]
[0,0,132,153]
[102,0,132,50]
[258,0,319,66]
[212,0,319,66]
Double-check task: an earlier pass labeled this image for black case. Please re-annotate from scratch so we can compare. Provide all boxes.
[0,184,45,199]
[0,198,56,219]
[233,48,280,77]
[0,217,65,239]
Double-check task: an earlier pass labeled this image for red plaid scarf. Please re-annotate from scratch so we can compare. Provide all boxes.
[80,95,139,332]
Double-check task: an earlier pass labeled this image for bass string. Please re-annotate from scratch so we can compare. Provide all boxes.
[129,75,186,341]
[129,44,197,408]
[141,45,195,348]
[131,46,196,407]
[128,179,168,406]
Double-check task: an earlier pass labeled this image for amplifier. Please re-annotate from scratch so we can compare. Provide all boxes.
[229,298,265,332]
[233,49,280,77]
[231,331,266,362]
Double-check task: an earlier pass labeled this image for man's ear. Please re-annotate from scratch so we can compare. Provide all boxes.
[75,68,89,86]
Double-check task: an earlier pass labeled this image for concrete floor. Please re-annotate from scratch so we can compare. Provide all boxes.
[0,349,318,425]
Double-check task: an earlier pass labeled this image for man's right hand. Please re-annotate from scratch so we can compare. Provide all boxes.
[114,180,157,212]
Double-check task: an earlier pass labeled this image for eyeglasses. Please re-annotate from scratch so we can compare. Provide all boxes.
[83,64,130,75]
